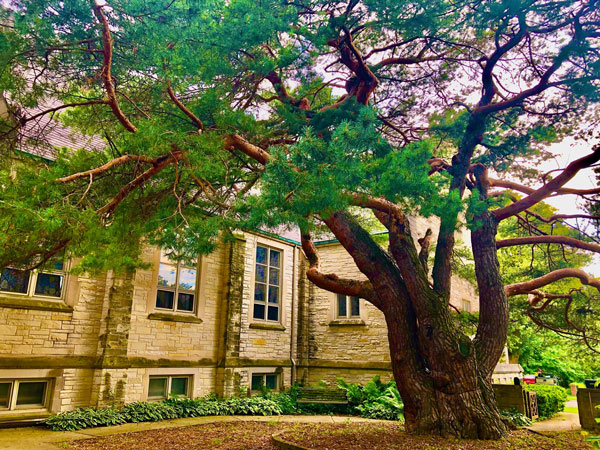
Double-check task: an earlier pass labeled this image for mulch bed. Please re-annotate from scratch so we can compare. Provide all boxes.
[67,421,288,450]
[279,423,594,450]
[65,421,594,450]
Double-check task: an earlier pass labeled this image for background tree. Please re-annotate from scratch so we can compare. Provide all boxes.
[1,0,600,439]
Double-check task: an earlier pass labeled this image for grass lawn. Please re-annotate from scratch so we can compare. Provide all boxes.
[564,406,579,413]
[567,395,577,401]
[62,421,594,450]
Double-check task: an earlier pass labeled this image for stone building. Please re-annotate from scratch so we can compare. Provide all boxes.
[0,221,522,423]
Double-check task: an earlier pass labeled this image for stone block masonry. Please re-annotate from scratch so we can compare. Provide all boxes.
[0,224,500,422]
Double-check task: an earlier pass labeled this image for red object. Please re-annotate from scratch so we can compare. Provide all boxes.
[523,375,536,385]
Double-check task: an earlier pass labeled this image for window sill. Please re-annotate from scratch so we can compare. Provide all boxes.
[249,322,286,331]
[0,295,73,312]
[0,409,51,423]
[328,319,365,327]
[147,312,203,324]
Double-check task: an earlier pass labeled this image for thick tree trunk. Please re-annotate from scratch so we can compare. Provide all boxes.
[317,212,509,439]
[385,302,508,439]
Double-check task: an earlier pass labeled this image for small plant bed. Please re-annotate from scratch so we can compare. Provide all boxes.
[59,422,595,450]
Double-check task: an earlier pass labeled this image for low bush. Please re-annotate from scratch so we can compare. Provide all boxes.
[46,395,282,431]
[500,409,532,428]
[46,377,404,431]
[45,407,127,431]
[338,376,404,421]
[524,384,567,419]
[121,401,179,422]
[586,406,600,449]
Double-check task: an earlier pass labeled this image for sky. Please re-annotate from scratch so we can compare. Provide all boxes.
[536,137,599,275]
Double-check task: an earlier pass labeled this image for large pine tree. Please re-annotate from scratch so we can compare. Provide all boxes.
[1,0,599,438]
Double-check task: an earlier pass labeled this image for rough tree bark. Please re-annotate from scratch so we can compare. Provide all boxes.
[306,207,509,439]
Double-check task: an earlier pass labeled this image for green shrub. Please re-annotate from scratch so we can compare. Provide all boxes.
[224,396,282,415]
[45,407,127,431]
[356,402,403,421]
[586,406,600,449]
[524,384,567,419]
[500,409,532,428]
[267,387,298,415]
[338,376,404,421]
[121,401,179,422]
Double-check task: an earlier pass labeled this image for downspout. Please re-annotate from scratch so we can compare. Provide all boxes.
[290,244,297,385]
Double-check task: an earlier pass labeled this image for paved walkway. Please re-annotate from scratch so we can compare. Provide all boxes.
[527,412,581,433]
[0,415,377,450]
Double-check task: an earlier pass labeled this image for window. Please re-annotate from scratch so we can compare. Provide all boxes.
[253,245,281,322]
[336,294,360,318]
[0,258,66,299]
[156,252,198,313]
[251,373,278,392]
[148,375,190,400]
[461,299,471,313]
[0,379,50,410]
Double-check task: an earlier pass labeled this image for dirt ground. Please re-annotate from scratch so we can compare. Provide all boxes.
[62,421,594,450]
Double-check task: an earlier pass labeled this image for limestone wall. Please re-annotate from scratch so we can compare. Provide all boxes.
[306,367,393,387]
[0,274,106,359]
[237,233,298,362]
[305,243,391,365]
[126,244,229,362]
[303,227,481,386]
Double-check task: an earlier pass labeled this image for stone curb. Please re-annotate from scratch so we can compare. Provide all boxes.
[271,430,315,450]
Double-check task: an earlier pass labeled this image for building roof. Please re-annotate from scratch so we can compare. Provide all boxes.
[17,102,105,161]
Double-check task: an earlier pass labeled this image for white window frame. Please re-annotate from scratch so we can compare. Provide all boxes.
[336,294,361,319]
[147,375,191,401]
[155,251,199,314]
[0,378,51,411]
[250,373,279,393]
[252,244,282,323]
[0,261,67,300]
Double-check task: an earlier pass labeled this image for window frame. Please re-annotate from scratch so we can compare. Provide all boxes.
[0,261,68,301]
[250,373,279,393]
[147,375,191,401]
[155,251,200,315]
[0,378,51,411]
[252,244,283,324]
[461,299,471,313]
[335,294,361,319]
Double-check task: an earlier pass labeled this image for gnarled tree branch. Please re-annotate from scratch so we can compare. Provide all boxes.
[97,147,184,216]
[92,2,137,132]
[493,146,600,221]
[166,82,203,130]
[496,235,600,254]
[301,232,376,302]
[505,268,600,297]
[57,154,157,183]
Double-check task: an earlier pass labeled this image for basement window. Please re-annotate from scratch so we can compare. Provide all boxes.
[0,379,51,411]
[148,375,190,401]
[251,373,278,392]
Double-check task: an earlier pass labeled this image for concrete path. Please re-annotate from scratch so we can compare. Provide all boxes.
[527,412,581,432]
[0,415,379,450]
